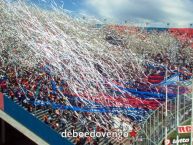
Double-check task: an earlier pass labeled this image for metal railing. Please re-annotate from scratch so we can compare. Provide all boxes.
[135,93,192,145]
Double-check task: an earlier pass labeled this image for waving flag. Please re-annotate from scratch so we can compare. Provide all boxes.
[151,74,179,87]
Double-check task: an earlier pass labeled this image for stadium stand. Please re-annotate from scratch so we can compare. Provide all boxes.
[0,2,193,145]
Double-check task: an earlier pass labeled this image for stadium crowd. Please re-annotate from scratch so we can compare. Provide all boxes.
[0,60,136,145]
[0,26,193,145]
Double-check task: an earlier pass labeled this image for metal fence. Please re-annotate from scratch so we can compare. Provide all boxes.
[135,93,192,145]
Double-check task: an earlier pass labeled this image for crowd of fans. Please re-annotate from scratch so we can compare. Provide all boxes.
[0,39,192,145]
[1,26,193,144]
[0,59,137,144]
[1,1,193,144]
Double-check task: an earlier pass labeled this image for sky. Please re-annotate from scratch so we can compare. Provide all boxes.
[30,0,193,27]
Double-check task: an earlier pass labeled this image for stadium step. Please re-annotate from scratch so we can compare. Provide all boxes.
[34,109,50,118]
[13,98,28,110]
[68,137,76,144]
[121,138,129,144]
[36,111,49,119]
[57,126,66,133]
[99,138,109,145]
[33,108,44,114]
